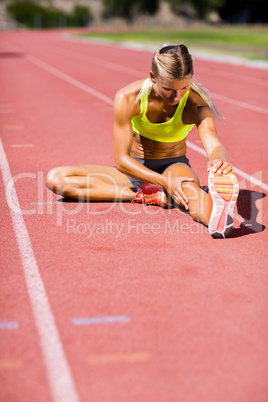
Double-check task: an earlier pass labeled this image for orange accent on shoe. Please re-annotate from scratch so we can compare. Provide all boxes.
[131,183,171,207]
[217,201,228,232]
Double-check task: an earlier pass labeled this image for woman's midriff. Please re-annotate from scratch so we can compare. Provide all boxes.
[130,132,187,160]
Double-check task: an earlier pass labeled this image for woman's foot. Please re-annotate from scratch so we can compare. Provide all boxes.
[131,183,172,207]
[208,167,239,238]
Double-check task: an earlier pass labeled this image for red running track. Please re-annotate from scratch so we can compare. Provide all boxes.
[0,29,268,402]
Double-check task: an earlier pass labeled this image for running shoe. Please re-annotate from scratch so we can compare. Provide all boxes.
[131,183,171,207]
[208,167,239,238]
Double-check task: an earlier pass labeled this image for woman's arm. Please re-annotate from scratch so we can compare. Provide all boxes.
[113,89,167,188]
[113,87,195,208]
[195,105,233,174]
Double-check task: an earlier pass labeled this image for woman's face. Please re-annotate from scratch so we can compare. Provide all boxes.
[151,73,192,105]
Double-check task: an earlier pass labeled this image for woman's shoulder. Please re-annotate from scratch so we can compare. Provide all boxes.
[114,80,145,119]
[114,80,146,117]
[115,79,145,102]
[183,88,216,125]
[187,89,207,107]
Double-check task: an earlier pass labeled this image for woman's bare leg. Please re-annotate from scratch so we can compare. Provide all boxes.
[163,164,212,225]
[46,164,136,201]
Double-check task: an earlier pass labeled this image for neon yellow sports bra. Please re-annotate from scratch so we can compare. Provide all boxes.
[131,78,194,143]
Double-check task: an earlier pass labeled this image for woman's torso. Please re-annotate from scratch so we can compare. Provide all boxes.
[127,79,199,160]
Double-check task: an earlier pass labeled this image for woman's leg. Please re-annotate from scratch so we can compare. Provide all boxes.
[163,163,212,225]
[46,164,136,202]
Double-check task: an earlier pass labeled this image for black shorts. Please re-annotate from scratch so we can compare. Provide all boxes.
[128,155,191,190]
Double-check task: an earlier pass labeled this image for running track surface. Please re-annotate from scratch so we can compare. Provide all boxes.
[0,29,268,402]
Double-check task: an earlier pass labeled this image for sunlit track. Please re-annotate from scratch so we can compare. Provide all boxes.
[40,43,145,78]
[209,92,268,115]
[193,65,268,87]
[2,32,268,88]
[1,36,267,116]
[41,36,268,93]
[0,138,80,402]
[27,54,114,105]
[61,33,268,84]
[0,35,267,188]
[37,39,268,89]
[1,30,268,402]
[187,142,268,192]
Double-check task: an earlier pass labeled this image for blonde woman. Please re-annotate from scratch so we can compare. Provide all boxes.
[46,44,239,238]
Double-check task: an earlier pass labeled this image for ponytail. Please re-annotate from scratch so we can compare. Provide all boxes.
[135,78,153,104]
[190,79,223,119]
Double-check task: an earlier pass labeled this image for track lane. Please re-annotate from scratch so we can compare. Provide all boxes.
[0,134,80,402]
[0,174,54,402]
[1,31,267,180]
[3,31,268,106]
[1,30,268,402]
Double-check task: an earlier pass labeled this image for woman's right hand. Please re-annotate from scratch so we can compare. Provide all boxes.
[165,177,195,210]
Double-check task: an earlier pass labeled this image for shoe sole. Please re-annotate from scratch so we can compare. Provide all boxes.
[208,168,239,238]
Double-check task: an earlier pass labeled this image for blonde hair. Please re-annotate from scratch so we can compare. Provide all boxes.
[137,44,221,119]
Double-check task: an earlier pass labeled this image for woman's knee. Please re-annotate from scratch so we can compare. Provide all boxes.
[163,164,200,186]
[182,181,200,200]
[46,167,66,192]
[46,167,102,197]
[182,181,207,221]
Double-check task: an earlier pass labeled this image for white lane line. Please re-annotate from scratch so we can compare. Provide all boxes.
[26,54,114,106]
[210,92,268,115]
[47,43,144,78]
[0,137,80,402]
[35,43,268,116]
[191,50,268,71]
[187,142,268,192]
[195,66,268,87]
[1,37,267,116]
[62,33,268,71]
[57,38,268,87]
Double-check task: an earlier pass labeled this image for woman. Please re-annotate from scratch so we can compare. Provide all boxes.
[46,44,239,238]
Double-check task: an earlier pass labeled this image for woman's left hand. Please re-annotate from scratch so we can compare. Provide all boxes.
[207,159,233,175]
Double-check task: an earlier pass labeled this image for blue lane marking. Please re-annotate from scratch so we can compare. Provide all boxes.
[31,202,59,205]
[0,321,19,329]
[72,316,131,326]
